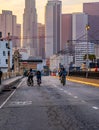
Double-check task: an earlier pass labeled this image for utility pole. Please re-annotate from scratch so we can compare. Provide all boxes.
[85,24,90,78]
[8,33,10,75]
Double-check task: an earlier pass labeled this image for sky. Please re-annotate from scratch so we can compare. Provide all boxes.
[0,0,99,24]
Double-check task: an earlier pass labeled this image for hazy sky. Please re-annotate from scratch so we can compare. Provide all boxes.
[0,0,99,24]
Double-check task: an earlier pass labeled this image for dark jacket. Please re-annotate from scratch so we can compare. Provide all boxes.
[36,71,41,79]
[0,70,3,78]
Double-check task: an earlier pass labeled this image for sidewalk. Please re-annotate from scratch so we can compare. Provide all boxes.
[0,76,23,92]
[67,76,99,87]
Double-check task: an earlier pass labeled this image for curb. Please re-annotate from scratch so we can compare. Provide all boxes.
[67,78,99,88]
[53,76,99,88]
[0,76,23,92]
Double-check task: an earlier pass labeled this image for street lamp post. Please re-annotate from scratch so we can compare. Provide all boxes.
[8,33,10,75]
[85,24,90,78]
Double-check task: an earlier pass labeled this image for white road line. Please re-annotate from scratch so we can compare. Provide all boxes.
[53,84,57,88]
[74,96,78,99]
[59,88,64,91]
[92,106,99,110]
[52,81,99,111]
[0,81,22,109]
[81,100,86,103]
[64,90,68,93]
[68,92,72,96]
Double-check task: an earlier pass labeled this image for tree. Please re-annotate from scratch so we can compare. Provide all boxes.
[83,54,96,62]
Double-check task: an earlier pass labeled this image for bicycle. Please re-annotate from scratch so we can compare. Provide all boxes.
[37,78,41,86]
[61,75,66,86]
[27,79,34,86]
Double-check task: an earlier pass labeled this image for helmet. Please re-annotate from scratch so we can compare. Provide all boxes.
[30,68,32,72]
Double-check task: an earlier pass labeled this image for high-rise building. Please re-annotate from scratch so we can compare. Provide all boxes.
[83,2,99,58]
[75,42,95,67]
[72,13,88,41]
[0,10,21,48]
[45,0,62,58]
[61,14,72,50]
[16,24,21,48]
[23,0,38,57]
[83,2,99,41]
[38,23,45,59]
[83,2,99,16]
[72,13,89,66]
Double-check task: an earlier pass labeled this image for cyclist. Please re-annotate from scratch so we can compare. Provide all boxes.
[27,68,34,85]
[36,70,42,84]
[59,67,67,85]
[58,68,63,80]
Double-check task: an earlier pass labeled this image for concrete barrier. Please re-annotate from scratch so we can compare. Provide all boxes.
[0,76,23,92]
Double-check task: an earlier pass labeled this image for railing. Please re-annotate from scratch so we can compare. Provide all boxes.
[69,71,99,79]
[2,72,23,81]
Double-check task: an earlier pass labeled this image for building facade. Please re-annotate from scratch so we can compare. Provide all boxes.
[50,54,73,72]
[0,39,12,72]
[83,2,99,59]
[61,14,72,50]
[38,23,45,59]
[16,24,21,48]
[45,0,62,58]
[0,10,21,48]
[23,0,38,57]
[75,42,95,67]
[72,13,88,41]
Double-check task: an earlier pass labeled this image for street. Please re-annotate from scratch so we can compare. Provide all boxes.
[0,76,99,130]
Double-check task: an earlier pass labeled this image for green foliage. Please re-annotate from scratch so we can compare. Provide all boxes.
[83,54,96,62]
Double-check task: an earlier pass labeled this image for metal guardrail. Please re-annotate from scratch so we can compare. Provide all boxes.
[69,71,99,79]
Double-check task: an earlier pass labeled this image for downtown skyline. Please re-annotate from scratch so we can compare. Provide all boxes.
[0,0,99,24]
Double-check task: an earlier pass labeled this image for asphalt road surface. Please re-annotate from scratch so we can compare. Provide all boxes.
[0,76,99,130]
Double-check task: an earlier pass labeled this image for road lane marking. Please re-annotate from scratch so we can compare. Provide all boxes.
[59,88,64,91]
[0,81,22,109]
[52,81,99,111]
[53,84,57,88]
[67,78,99,88]
[54,76,99,87]
[92,106,99,110]
[64,90,68,93]
[68,92,72,95]
[81,100,86,103]
[74,96,78,99]
[10,101,32,106]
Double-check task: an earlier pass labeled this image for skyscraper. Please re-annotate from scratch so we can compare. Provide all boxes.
[72,13,88,41]
[83,2,99,41]
[61,14,72,50]
[0,10,21,48]
[16,24,21,48]
[38,23,45,59]
[45,0,62,58]
[83,2,99,58]
[23,0,38,56]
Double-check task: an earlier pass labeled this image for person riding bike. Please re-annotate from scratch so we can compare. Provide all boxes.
[58,68,63,80]
[59,67,67,85]
[36,70,41,85]
[27,68,34,85]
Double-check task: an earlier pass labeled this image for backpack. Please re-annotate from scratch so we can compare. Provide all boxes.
[29,72,33,77]
[62,71,67,77]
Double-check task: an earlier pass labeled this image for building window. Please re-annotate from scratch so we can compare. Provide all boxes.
[3,51,6,56]
[6,43,8,48]
[5,59,8,64]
